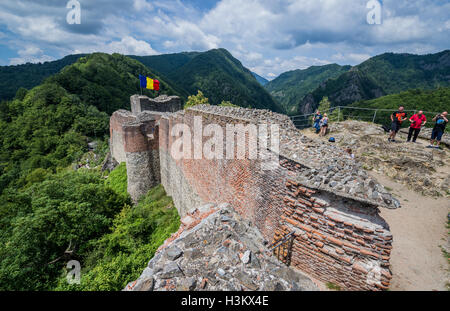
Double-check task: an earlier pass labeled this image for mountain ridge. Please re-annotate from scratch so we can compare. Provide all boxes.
[265,63,351,114]
[297,50,450,114]
[132,48,284,112]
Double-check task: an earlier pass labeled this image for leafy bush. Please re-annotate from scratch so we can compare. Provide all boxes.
[54,185,180,291]
[185,90,210,109]
[104,163,129,199]
[0,170,129,291]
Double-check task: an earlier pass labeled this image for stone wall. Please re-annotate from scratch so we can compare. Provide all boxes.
[110,96,182,202]
[110,96,398,291]
[125,203,318,291]
[131,95,182,114]
[110,110,136,164]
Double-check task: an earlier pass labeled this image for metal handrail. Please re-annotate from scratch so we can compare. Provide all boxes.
[290,106,442,120]
[289,106,443,129]
[269,231,295,266]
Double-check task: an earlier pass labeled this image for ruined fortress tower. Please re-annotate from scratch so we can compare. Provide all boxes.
[110,95,399,291]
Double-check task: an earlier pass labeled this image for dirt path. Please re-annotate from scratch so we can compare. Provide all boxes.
[300,126,449,291]
[373,171,449,291]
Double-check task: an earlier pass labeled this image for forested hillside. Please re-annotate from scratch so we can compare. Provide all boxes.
[0,53,181,290]
[265,64,351,115]
[0,53,177,192]
[252,72,269,86]
[0,54,85,101]
[298,50,450,114]
[132,49,284,112]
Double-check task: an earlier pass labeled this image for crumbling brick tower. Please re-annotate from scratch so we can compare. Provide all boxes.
[110,95,182,201]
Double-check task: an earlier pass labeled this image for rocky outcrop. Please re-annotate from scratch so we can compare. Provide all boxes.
[125,203,318,291]
[326,120,449,197]
[399,127,450,147]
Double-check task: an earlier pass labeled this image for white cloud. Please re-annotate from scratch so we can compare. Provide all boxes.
[0,0,448,78]
[332,53,371,64]
[18,46,43,57]
[9,54,54,65]
[103,36,158,56]
[140,15,221,50]
[370,15,431,44]
[133,0,153,11]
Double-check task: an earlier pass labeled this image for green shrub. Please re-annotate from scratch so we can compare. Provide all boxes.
[184,90,209,109]
[54,185,180,291]
[105,163,129,199]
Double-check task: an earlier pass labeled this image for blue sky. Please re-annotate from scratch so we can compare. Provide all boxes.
[0,0,449,79]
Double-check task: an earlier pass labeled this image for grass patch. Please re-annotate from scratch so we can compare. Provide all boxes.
[105,163,128,199]
[326,282,341,291]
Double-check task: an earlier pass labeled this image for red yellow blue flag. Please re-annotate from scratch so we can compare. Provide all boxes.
[139,75,160,91]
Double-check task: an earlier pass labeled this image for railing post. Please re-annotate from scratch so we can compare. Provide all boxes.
[338,107,341,122]
[372,110,377,123]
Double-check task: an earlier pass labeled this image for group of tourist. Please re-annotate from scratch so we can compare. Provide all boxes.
[312,110,329,137]
[311,107,448,149]
[388,106,448,148]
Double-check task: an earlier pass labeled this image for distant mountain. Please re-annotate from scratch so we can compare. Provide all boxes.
[298,50,450,114]
[132,49,284,113]
[265,64,351,115]
[252,72,269,86]
[0,53,180,191]
[1,49,283,113]
[47,53,180,115]
[0,54,85,101]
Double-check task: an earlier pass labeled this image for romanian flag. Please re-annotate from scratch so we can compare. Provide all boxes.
[139,75,160,91]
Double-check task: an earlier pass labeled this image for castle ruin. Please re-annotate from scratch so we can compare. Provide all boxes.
[110,95,399,291]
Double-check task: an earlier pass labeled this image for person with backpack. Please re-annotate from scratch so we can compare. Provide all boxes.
[312,110,323,134]
[428,112,448,149]
[407,111,427,143]
[388,107,408,142]
[319,113,329,137]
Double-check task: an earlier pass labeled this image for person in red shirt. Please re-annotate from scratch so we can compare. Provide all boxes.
[407,111,427,143]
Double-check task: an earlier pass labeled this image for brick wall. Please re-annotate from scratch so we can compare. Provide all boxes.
[110,110,136,163]
[278,159,392,290]
[157,109,392,290]
[110,102,393,291]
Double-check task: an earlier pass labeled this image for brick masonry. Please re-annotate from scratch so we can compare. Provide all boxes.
[110,96,397,290]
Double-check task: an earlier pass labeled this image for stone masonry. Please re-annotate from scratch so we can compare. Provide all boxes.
[131,94,182,114]
[110,95,400,291]
[125,203,318,291]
